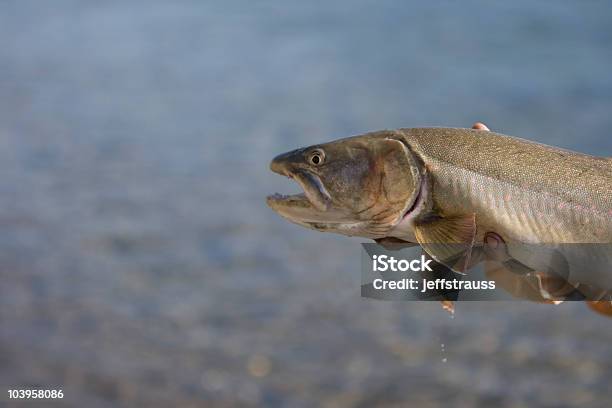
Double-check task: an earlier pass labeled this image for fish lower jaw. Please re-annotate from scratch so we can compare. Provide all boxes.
[266,193,313,210]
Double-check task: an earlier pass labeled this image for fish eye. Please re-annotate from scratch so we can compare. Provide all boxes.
[308,149,325,165]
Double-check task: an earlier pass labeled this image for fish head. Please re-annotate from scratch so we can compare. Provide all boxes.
[266,131,423,238]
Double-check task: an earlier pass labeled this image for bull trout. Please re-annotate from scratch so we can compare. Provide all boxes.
[266,126,612,314]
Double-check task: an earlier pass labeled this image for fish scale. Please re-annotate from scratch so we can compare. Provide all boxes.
[399,128,612,244]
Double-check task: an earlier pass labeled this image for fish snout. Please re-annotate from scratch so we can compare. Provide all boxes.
[270,147,308,177]
[269,151,295,177]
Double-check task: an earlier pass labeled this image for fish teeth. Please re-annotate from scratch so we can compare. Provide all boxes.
[271,193,289,199]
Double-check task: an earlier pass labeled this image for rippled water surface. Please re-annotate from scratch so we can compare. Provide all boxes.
[1,1,611,407]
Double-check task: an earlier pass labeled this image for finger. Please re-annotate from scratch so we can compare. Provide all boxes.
[472,122,490,131]
[483,232,509,262]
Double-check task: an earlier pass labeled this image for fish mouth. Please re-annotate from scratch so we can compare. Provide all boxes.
[267,164,342,225]
[267,167,331,208]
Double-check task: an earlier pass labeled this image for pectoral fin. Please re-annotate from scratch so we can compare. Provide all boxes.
[414,213,476,274]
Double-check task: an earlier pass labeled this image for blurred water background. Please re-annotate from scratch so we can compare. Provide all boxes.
[1,1,611,407]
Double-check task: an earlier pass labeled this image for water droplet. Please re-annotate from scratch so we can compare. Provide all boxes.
[442,358,447,363]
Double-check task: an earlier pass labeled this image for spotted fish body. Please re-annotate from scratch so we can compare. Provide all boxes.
[395,128,612,244]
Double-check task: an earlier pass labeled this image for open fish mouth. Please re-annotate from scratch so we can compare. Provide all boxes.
[267,167,331,210]
[266,162,348,226]
[266,192,312,211]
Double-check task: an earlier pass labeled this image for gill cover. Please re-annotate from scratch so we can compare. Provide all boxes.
[348,136,422,237]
